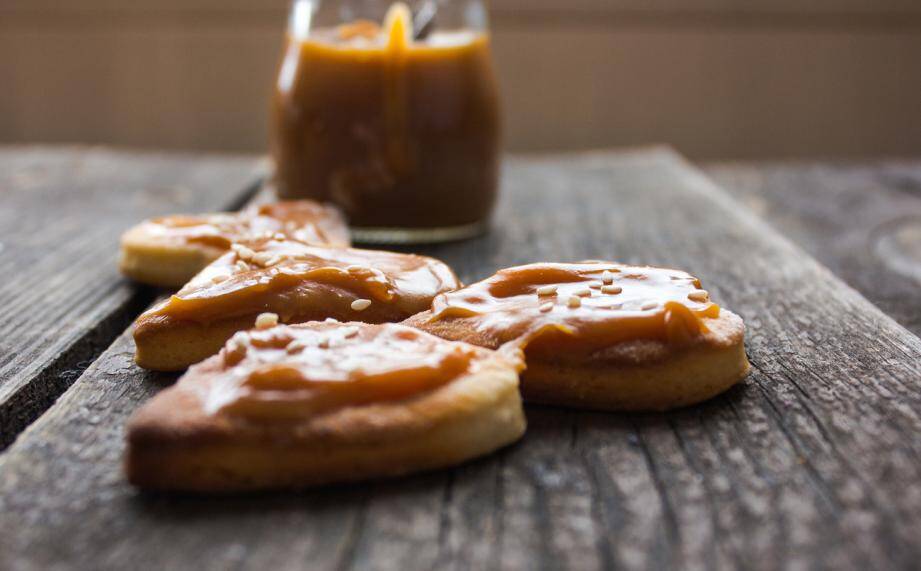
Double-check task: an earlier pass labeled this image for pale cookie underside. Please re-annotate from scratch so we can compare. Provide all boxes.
[405,309,749,411]
[119,227,224,288]
[126,356,526,492]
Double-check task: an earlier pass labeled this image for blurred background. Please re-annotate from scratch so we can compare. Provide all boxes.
[2,0,920,161]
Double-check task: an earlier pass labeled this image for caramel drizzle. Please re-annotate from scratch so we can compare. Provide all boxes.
[199,323,481,422]
[430,262,720,351]
[148,239,460,322]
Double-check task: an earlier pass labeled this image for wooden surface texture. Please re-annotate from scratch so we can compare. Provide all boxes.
[0,147,263,449]
[707,161,921,337]
[1,148,921,570]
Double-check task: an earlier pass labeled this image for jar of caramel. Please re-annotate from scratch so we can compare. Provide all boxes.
[271,0,501,244]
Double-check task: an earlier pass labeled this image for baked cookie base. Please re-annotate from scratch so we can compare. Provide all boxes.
[134,314,255,371]
[126,356,525,492]
[119,241,219,289]
[405,309,749,412]
[522,341,749,411]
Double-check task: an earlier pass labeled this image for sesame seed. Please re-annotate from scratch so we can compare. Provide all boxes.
[602,270,614,284]
[573,288,592,297]
[324,318,339,323]
[602,302,623,310]
[343,327,360,338]
[588,281,603,289]
[536,285,558,296]
[235,260,250,273]
[567,295,582,308]
[688,290,710,302]
[232,244,255,261]
[539,302,554,312]
[346,265,365,272]
[601,285,622,294]
[253,252,272,266]
[351,299,372,311]
[641,301,658,311]
[211,274,229,284]
[255,312,279,329]
[265,255,285,266]
[286,340,306,354]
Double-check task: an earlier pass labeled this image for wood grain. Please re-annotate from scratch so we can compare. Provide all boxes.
[0,146,263,448]
[2,148,921,570]
[707,161,921,337]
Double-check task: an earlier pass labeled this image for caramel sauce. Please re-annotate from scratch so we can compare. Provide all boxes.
[271,6,500,230]
[429,262,721,356]
[139,201,349,250]
[198,322,486,422]
[145,239,461,324]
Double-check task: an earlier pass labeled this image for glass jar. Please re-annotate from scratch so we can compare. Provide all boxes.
[271,0,501,244]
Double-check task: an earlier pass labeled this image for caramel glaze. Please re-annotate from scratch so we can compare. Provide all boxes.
[193,322,503,422]
[428,262,721,359]
[140,239,461,326]
[139,200,350,251]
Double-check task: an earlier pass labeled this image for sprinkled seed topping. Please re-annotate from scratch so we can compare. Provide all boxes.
[688,290,710,302]
[286,339,307,354]
[588,281,603,289]
[252,252,273,266]
[573,288,592,297]
[539,301,554,312]
[602,302,623,310]
[346,265,365,272]
[265,255,284,266]
[324,317,339,323]
[232,244,255,261]
[211,274,229,284]
[536,285,558,296]
[567,295,582,308]
[224,332,249,363]
[351,299,372,311]
[343,327,360,338]
[255,312,279,329]
[273,232,286,241]
[234,260,250,272]
[641,301,658,311]
[601,285,622,295]
[602,270,614,284]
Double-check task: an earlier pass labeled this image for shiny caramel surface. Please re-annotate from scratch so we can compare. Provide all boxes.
[144,239,461,324]
[430,262,721,354]
[195,322,488,421]
[138,200,349,250]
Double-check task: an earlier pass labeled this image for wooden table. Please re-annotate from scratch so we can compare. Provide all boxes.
[1,146,920,570]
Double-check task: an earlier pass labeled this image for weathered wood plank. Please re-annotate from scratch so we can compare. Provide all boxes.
[2,148,921,570]
[0,146,263,448]
[706,161,921,337]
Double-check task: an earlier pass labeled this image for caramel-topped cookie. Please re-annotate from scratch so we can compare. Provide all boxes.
[406,261,749,411]
[126,322,526,492]
[133,239,461,371]
[119,200,349,287]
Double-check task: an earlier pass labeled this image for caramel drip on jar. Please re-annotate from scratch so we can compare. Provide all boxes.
[200,322,482,422]
[430,262,721,355]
